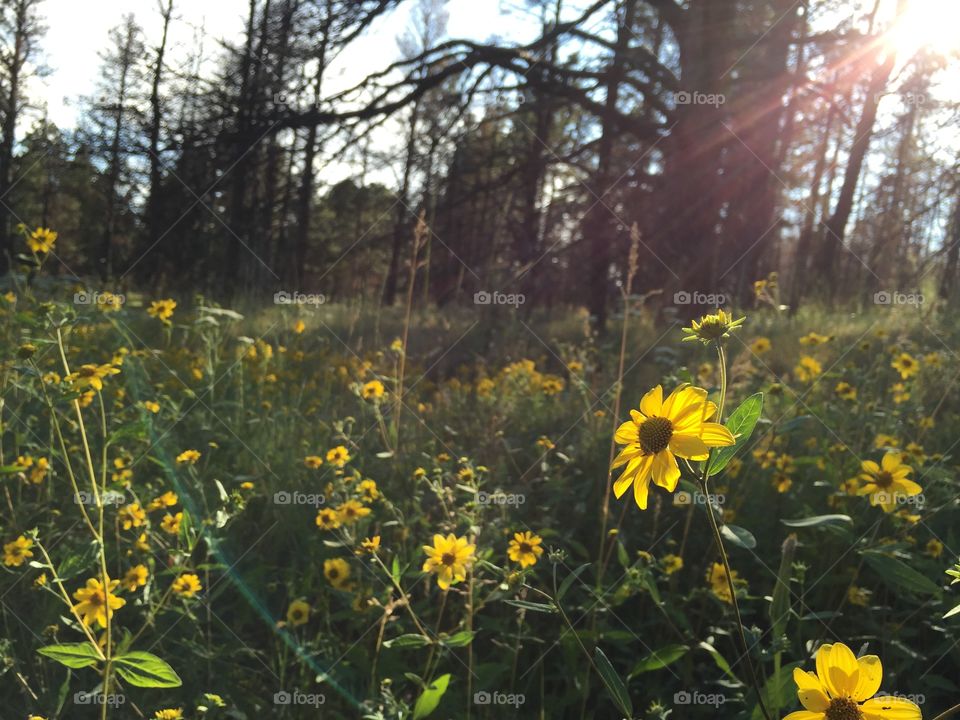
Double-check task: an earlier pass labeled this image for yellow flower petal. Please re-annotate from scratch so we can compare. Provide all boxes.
[825,642,860,697]
[633,475,651,509]
[639,385,663,417]
[893,479,922,496]
[669,432,710,459]
[852,655,883,702]
[861,695,922,720]
[614,421,639,445]
[881,453,902,472]
[700,422,736,447]
[650,450,680,491]
[793,668,830,712]
[611,445,641,469]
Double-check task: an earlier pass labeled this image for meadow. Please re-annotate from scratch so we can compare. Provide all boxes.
[2,239,959,719]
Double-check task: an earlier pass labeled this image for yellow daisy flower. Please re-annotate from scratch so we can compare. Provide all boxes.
[326,445,351,467]
[147,298,177,321]
[784,642,920,720]
[857,453,922,512]
[286,599,310,626]
[361,379,385,400]
[422,533,475,590]
[64,363,120,392]
[72,576,125,627]
[706,562,743,604]
[324,558,351,589]
[27,227,57,254]
[611,385,735,509]
[315,508,341,530]
[119,503,145,530]
[121,564,149,591]
[172,573,202,598]
[662,554,684,575]
[336,500,371,525]
[507,531,544,568]
[154,709,183,719]
[160,512,183,534]
[3,535,34,567]
[891,352,919,379]
[176,449,201,465]
[795,355,822,382]
[834,382,857,401]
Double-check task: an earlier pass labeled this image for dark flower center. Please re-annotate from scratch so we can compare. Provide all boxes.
[876,471,894,488]
[825,697,863,720]
[639,417,674,455]
[519,543,532,554]
[328,569,339,579]
[441,552,456,566]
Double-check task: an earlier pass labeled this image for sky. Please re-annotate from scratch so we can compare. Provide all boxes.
[30,0,541,129]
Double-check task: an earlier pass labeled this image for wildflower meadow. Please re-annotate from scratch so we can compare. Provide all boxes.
[2,0,960,718]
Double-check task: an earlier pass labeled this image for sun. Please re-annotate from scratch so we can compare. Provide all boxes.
[889,0,960,59]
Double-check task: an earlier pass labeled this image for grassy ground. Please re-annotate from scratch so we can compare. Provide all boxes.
[1,278,958,719]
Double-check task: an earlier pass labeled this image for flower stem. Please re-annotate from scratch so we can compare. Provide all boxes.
[932,704,960,720]
[705,339,771,720]
[699,474,771,720]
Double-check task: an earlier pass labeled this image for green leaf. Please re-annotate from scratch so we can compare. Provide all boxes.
[384,634,432,649]
[781,515,852,528]
[770,534,797,638]
[557,563,590,602]
[698,641,737,682]
[413,673,450,719]
[503,599,557,613]
[721,524,756,550]
[391,555,401,586]
[750,661,802,720]
[593,647,632,717]
[37,643,101,669]
[441,630,475,647]
[944,603,960,619]
[112,652,182,688]
[629,644,688,676]
[709,393,763,476]
[863,552,941,596]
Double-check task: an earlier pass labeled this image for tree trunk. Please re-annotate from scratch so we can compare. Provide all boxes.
[584,0,637,332]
